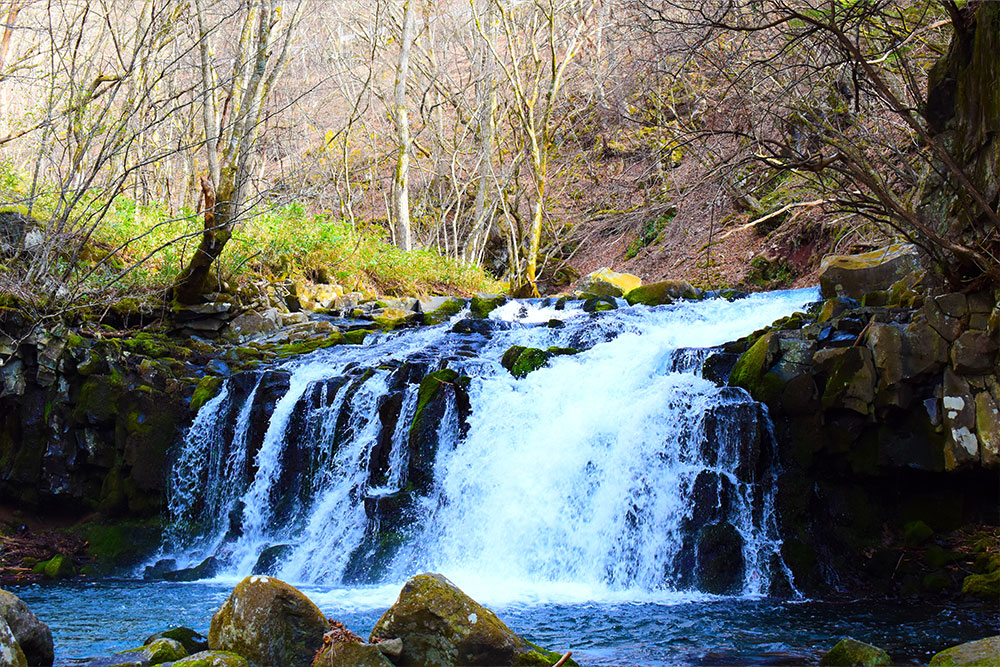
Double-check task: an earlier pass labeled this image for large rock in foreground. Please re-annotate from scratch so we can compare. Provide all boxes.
[209,576,329,667]
[0,617,27,667]
[930,636,1000,666]
[370,573,571,667]
[0,589,53,666]
[818,243,922,299]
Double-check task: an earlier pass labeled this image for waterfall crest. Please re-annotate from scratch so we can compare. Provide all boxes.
[163,288,818,600]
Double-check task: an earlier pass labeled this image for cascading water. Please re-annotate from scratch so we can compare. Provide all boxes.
[162,288,819,600]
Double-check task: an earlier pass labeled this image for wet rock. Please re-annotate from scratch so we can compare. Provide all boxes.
[209,575,328,667]
[818,244,922,300]
[813,347,875,415]
[469,294,507,319]
[582,296,617,312]
[0,617,27,667]
[224,310,280,343]
[369,573,571,666]
[0,589,53,666]
[695,522,745,594]
[974,389,1000,467]
[162,557,220,582]
[373,308,420,331]
[408,370,469,493]
[501,346,549,378]
[144,628,209,655]
[929,636,1000,666]
[902,320,950,377]
[921,299,963,343]
[575,267,641,298]
[251,545,292,576]
[419,297,467,325]
[729,332,784,404]
[312,641,392,667]
[168,651,248,667]
[961,569,1000,599]
[819,637,891,666]
[942,370,979,470]
[40,554,76,579]
[625,280,701,306]
[950,331,998,374]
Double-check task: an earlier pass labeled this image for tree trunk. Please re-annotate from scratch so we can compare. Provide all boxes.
[173,176,232,304]
[392,0,417,252]
[464,0,497,263]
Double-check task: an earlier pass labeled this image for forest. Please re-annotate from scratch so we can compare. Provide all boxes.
[0,1,997,667]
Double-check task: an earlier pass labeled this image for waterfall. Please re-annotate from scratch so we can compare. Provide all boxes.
[162,288,818,599]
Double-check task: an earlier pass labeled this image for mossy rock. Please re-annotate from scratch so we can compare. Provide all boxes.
[930,636,1000,666]
[190,376,224,413]
[411,369,461,438]
[470,294,507,319]
[145,627,209,655]
[423,297,467,325]
[273,333,347,359]
[117,637,187,665]
[369,573,573,667]
[902,520,934,546]
[625,280,701,306]
[373,308,420,330]
[575,268,641,298]
[961,569,1000,598]
[209,576,328,667]
[42,555,76,579]
[81,520,162,573]
[728,332,785,404]
[169,651,248,667]
[73,375,126,424]
[819,637,891,666]
[344,329,372,345]
[0,617,27,667]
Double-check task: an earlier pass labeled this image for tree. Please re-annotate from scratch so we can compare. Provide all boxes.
[172,0,303,304]
[389,0,417,252]
[636,0,998,288]
[475,0,597,296]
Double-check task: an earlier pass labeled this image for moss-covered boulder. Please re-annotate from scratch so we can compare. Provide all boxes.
[163,557,220,582]
[145,627,209,656]
[312,641,393,667]
[0,589,53,666]
[0,617,27,667]
[961,569,1000,598]
[190,376,224,413]
[369,573,572,667]
[625,280,701,306]
[930,636,1000,666]
[501,346,578,379]
[728,332,786,404]
[209,576,328,667]
[116,638,187,665]
[421,297,467,326]
[575,268,641,298]
[470,294,507,319]
[41,554,76,579]
[408,370,470,493]
[818,244,922,300]
[373,308,420,331]
[169,651,248,667]
[819,637,891,666]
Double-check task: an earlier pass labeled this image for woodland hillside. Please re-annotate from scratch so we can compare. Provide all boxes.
[0,0,996,313]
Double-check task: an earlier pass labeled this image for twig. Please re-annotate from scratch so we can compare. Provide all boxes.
[719,199,825,240]
[554,651,573,667]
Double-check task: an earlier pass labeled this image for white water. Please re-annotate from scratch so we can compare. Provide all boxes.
[162,288,818,603]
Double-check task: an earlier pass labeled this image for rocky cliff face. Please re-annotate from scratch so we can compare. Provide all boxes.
[723,249,999,597]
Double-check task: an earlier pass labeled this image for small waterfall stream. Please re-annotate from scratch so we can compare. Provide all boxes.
[163,288,819,599]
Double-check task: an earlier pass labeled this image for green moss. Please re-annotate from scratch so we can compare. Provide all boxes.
[819,638,891,666]
[625,280,700,306]
[411,369,460,436]
[470,294,507,319]
[345,329,373,345]
[961,569,1000,598]
[930,637,1000,666]
[190,376,224,413]
[625,209,675,259]
[423,297,466,325]
[728,332,785,403]
[43,554,76,578]
[272,333,346,358]
[73,375,126,423]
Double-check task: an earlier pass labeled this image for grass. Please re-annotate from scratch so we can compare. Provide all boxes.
[0,159,502,313]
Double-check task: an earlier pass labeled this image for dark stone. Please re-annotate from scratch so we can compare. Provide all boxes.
[252,545,293,576]
[950,330,998,374]
[144,627,209,655]
[695,522,745,594]
[143,558,177,580]
[162,556,220,582]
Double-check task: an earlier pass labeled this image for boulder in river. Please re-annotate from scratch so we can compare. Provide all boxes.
[369,573,573,666]
[168,651,249,667]
[209,575,328,667]
[818,243,922,300]
[575,267,641,298]
[0,589,53,666]
[819,637,891,666]
[83,637,187,666]
[929,636,1000,666]
[144,627,209,655]
[311,641,393,667]
[625,280,702,306]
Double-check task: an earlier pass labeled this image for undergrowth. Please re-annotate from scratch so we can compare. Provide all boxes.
[0,160,501,312]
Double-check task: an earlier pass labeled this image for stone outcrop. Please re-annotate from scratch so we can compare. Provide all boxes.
[819,638,891,666]
[208,576,329,667]
[574,268,642,298]
[369,573,572,667]
[818,244,923,300]
[720,262,999,595]
[929,636,1000,666]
